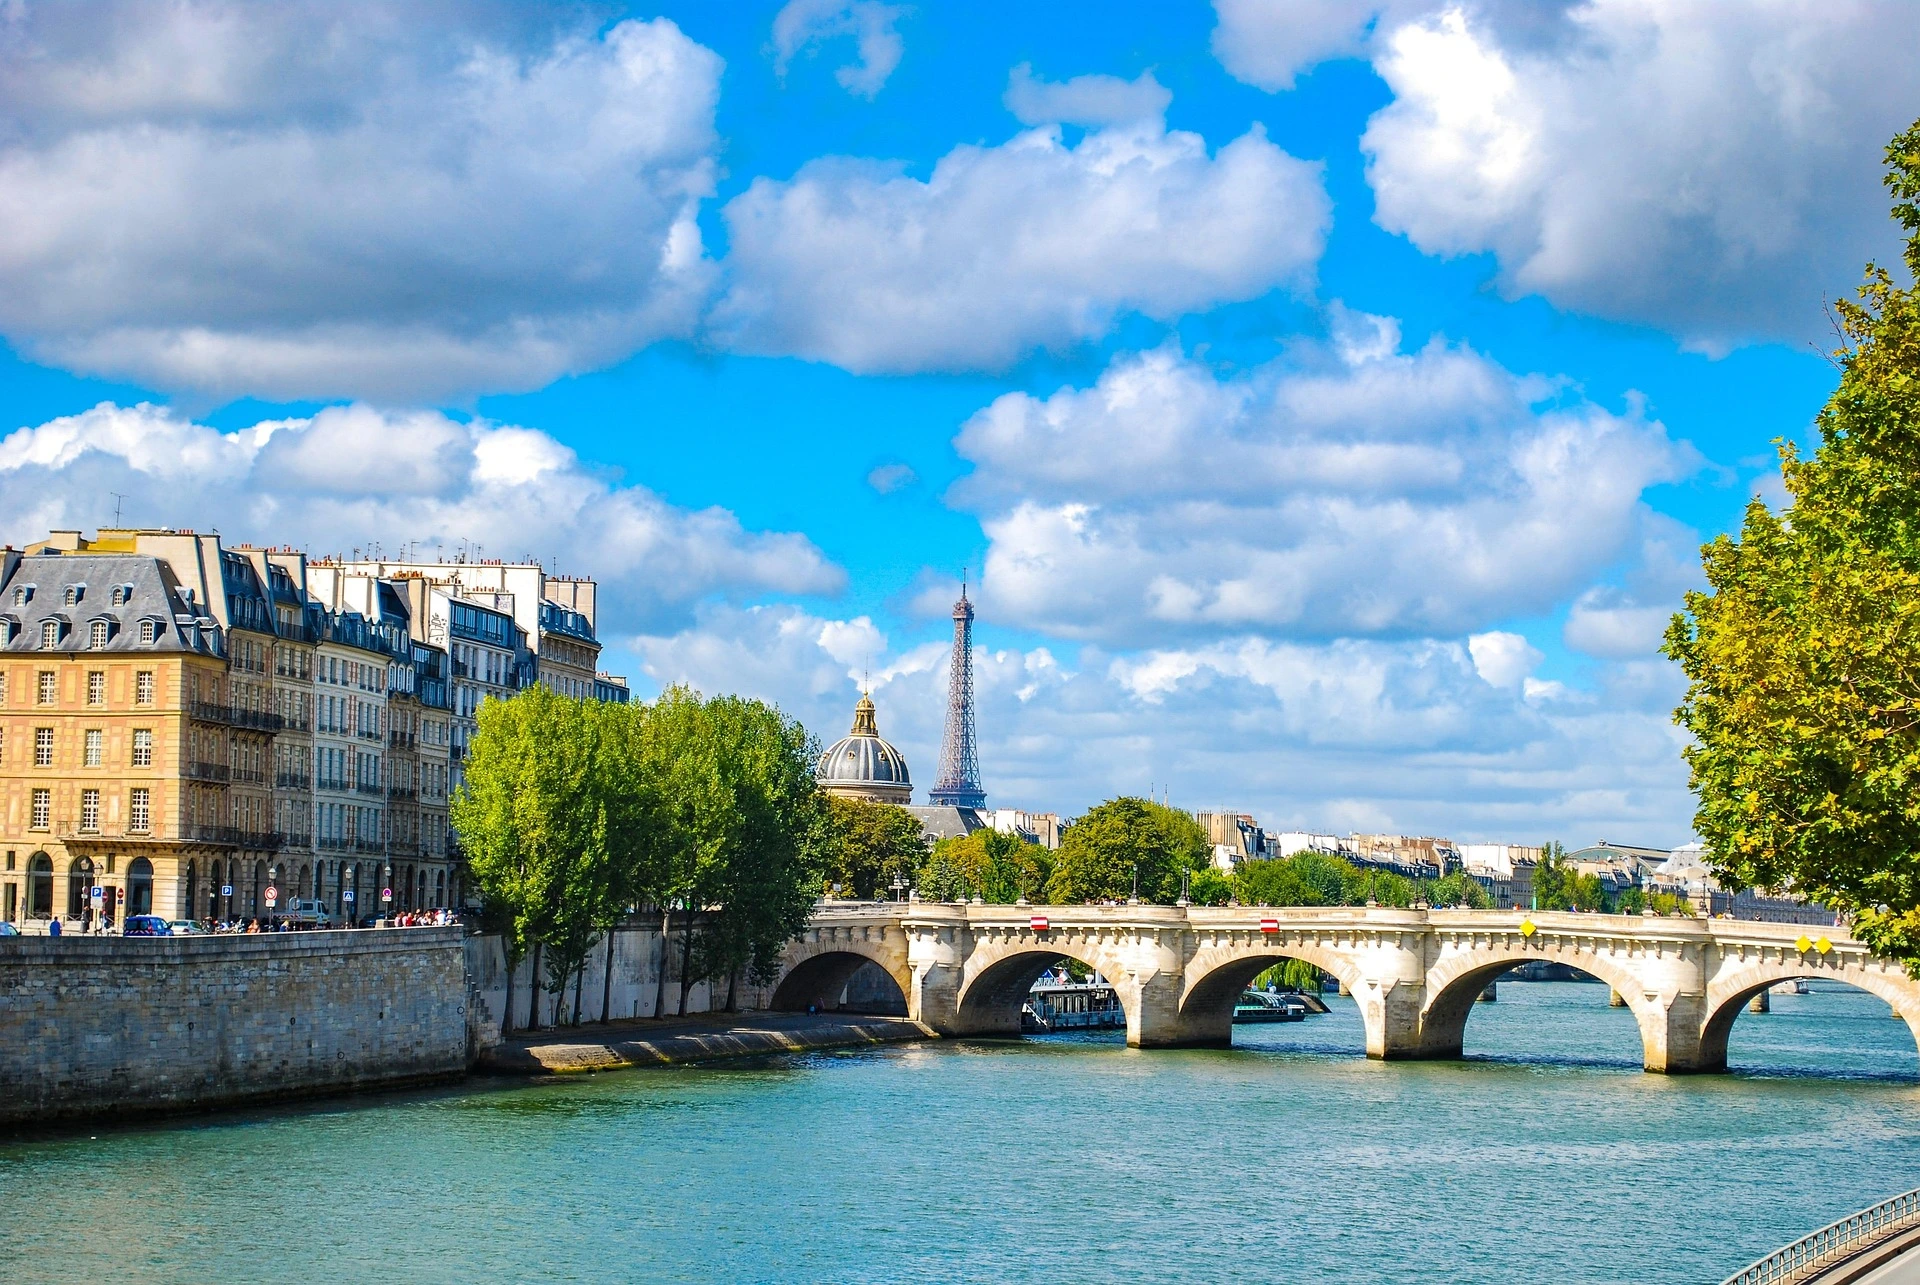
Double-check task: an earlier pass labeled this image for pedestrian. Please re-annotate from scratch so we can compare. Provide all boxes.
[48,916,61,937]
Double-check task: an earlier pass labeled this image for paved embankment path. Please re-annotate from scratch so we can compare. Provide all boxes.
[479,1012,929,1074]
[1804,1227,1920,1284]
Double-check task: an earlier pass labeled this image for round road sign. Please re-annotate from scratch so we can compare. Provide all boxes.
[265,886,279,905]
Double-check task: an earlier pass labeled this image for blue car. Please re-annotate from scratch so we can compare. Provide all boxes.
[121,915,172,937]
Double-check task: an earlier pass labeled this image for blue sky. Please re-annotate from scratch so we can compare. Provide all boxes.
[1,0,1915,846]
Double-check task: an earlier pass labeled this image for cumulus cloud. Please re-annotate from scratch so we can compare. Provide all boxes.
[633,603,1696,843]
[1004,64,1172,129]
[0,402,841,632]
[1467,631,1541,689]
[1211,0,1384,91]
[1355,1,1920,350]
[771,0,906,98]
[866,462,917,494]
[0,2,722,401]
[950,317,1698,645]
[712,114,1328,373]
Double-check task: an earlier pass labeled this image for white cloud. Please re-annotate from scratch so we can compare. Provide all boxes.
[1355,1,1920,350]
[1468,630,1541,689]
[632,603,1697,844]
[771,0,905,98]
[950,321,1698,645]
[1004,64,1172,129]
[866,462,917,494]
[712,117,1328,373]
[0,402,841,633]
[1211,0,1384,91]
[0,3,722,401]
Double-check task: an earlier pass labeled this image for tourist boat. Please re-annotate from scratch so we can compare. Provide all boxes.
[1023,982,1125,1033]
[1233,991,1309,1023]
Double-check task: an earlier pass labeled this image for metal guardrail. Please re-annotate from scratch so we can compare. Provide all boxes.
[1723,1187,1920,1285]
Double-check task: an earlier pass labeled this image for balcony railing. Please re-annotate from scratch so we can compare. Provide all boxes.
[387,784,417,801]
[389,730,416,749]
[353,837,386,854]
[274,771,312,790]
[231,767,268,786]
[280,713,312,733]
[188,699,232,725]
[230,707,285,732]
[355,782,385,797]
[317,835,350,852]
[185,825,286,850]
[357,727,383,742]
[183,760,231,783]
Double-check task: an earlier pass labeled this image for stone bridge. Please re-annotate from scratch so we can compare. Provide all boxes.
[771,903,1920,1073]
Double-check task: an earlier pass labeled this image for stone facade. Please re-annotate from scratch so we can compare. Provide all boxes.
[0,927,469,1126]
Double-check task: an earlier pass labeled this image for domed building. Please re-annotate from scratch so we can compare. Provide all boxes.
[816,692,913,805]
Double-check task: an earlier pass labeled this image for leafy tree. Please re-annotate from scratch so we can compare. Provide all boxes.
[1427,872,1493,909]
[823,798,927,900]
[1235,852,1353,906]
[922,827,1051,903]
[683,694,829,1007]
[454,686,635,1031]
[1046,796,1205,903]
[1530,842,1571,911]
[1665,120,1920,967]
[1187,865,1233,906]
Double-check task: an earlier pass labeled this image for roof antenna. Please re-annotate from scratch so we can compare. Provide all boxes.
[111,492,128,526]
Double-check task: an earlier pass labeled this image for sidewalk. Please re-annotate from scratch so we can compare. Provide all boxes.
[477,1011,929,1075]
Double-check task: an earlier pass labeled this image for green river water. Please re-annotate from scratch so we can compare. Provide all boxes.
[3,980,1918,1283]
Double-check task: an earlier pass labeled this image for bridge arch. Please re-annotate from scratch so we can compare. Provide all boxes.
[953,934,1137,1039]
[1178,940,1368,1050]
[1698,959,1920,1073]
[1418,941,1662,1066]
[771,922,912,1015]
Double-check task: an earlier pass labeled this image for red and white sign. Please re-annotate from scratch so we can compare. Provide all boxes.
[1029,915,1050,933]
[1259,918,1279,934]
[264,886,279,905]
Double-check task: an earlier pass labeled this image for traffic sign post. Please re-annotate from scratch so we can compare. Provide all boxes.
[343,889,356,903]
[265,886,278,907]
[220,884,233,898]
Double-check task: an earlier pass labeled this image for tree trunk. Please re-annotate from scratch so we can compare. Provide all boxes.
[501,946,517,1039]
[601,925,617,1024]
[528,940,544,1030]
[676,898,695,1017]
[726,967,738,1013]
[572,956,586,1026]
[652,906,670,1020]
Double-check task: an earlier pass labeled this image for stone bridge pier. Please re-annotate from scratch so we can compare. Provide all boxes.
[777,903,1920,1073]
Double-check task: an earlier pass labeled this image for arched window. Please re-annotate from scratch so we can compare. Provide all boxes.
[40,619,60,649]
[67,856,95,919]
[127,857,153,916]
[27,853,53,918]
[89,619,108,649]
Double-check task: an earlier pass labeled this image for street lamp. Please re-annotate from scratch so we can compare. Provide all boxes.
[1128,862,1140,906]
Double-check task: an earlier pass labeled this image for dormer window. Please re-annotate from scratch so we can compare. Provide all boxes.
[89,619,109,649]
[13,585,32,605]
[39,619,61,649]
[138,619,160,645]
[64,584,84,605]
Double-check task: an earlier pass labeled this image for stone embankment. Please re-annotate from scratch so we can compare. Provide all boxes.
[479,1012,926,1075]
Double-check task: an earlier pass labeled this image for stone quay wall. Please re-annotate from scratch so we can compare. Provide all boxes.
[0,927,471,1128]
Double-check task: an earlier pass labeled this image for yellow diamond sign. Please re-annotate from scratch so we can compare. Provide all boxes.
[1816,936,1833,955]
[1519,919,1537,938]
[1795,935,1812,953]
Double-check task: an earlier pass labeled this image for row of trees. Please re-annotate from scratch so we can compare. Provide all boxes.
[452,685,826,1032]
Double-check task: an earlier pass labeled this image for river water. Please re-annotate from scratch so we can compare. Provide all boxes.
[3,980,1918,1283]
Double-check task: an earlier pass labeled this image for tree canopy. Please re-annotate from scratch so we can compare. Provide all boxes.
[823,797,927,900]
[1665,119,1920,966]
[1045,796,1210,904]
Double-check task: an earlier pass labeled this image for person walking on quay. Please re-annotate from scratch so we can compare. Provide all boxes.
[47,916,61,937]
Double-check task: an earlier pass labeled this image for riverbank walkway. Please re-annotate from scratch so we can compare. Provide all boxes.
[479,1011,926,1075]
[1724,1188,1920,1285]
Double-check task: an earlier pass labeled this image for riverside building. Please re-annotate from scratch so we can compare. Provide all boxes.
[0,531,626,931]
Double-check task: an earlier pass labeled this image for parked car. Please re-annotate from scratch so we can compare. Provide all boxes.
[168,919,211,936]
[284,899,334,929]
[121,915,173,937]
[0,922,19,937]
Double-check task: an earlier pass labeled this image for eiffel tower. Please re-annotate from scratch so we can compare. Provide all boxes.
[928,582,986,809]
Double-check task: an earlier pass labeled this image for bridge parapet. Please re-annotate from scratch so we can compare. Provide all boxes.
[776,903,1920,1072]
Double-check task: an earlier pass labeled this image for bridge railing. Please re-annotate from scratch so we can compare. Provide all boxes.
[1721,1187,1920,1285]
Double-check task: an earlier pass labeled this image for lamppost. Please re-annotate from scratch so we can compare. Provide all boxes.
[1128,862,1141,906]
[1177,868,1191,908]
[889,873,908,903]
[383,862,393,922]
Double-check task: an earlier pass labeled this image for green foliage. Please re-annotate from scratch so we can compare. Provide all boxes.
[1187,865,1233,906]
[1427,872,1493,910]
[455,683,826,1025]
[1665,120,1920,968]
[1253,959,1326,992]
[1045,796,1208,904]
[920,827,1052,903]
[823,798,927,900]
